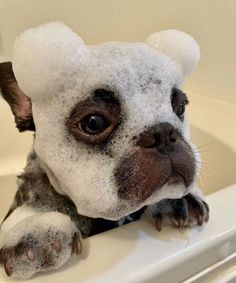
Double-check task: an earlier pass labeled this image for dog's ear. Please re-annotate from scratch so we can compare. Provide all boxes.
[0,62,35,132]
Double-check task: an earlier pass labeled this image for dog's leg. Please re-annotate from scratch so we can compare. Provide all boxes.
[0,208,81,278]
[0,153,84,279]
[0,151,134,278]
[147,187,209,231]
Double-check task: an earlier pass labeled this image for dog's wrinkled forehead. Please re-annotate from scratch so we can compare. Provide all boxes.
[11,21,201,158]
[27,40,180,106]
[75,42,180,119]
[86,43,180,128]
[88,42,180,90]
[13,23,183,135]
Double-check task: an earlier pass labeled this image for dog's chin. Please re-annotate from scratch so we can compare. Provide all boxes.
[95,180,190,221]
[38,156,191,221]
[167,171,187,186]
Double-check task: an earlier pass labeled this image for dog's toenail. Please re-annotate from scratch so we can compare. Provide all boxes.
[53,240,62,254]
[72,239,82,255]
[26,248,35,261]
[3,260,12,277]
[197,215,204,226]
[155,218,162,231]
[204,213,209,223]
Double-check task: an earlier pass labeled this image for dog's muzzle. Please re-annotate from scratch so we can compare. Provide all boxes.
[114,122,196,203]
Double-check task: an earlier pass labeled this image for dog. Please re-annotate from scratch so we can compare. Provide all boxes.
[0,22,209,279]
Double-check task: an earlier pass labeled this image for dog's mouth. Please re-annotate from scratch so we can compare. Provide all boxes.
[114,140,196,204]
[167,170,186,186]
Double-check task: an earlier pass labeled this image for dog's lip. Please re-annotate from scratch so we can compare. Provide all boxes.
[167,170,186,186]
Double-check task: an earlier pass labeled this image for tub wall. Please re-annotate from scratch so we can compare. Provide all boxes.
[0,0,236,105]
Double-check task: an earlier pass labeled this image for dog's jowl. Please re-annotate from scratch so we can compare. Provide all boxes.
[0,23,209,279]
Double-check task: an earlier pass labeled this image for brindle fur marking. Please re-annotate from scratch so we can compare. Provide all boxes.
[2,151,144,238]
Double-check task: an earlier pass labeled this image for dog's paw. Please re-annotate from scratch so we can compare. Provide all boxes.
[151,194,209,231]
[0,211,81,279]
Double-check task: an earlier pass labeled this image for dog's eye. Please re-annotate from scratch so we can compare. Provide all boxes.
[80,114,109,135]
[171,88,189,120]
[67,94,121,145]
[176,103,186,117]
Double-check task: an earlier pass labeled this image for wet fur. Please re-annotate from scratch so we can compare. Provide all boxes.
[0,24,209,278]
[2,151,145,238]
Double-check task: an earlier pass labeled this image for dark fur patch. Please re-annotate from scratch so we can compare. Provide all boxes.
[152,193,209,230]
[115,124,196,202]
[171,88,189,121]
[0,62,35,132]
[15,116,35,132]
[66,89,121,147]
[2,152,145,238]
[115,149,171,202]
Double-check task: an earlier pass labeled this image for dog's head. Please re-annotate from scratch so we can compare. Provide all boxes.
[0,22,201,220]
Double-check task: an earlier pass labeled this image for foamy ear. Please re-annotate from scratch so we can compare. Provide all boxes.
[12,22,89,101]
[145,29,200,77]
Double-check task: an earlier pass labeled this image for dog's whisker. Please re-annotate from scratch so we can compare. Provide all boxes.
[198,150,211,154]
[192,150,211,156]
[197,169,207,189]
[81,175,115,190]
[94,177,118,209]
[200,163,210,173]
[195,143,212,150]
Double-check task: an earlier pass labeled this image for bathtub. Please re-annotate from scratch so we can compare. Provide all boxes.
[0,93,236,283]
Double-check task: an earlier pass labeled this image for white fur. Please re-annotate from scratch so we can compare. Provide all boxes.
[12,22,202,220]
[0,207,77,247]
[0,207,79,279]
[0,206,37,237]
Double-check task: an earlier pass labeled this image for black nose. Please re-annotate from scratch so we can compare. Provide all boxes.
[136,122,178,154]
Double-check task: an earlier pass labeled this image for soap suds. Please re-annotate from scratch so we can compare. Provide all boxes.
[0,209,79,279]
[11,22,200,220]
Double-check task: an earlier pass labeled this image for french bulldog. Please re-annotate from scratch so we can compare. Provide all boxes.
[0,22,209,279]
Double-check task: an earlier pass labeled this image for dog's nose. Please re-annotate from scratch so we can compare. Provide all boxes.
[136,122,178,154]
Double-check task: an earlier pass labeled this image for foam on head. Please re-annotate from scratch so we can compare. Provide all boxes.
[145,29,200,78]
[12,22,200,220]
[13,22,90,101]
[13,23,200,100]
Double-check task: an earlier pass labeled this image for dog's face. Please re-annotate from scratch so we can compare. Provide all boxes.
[2,23,201,220]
